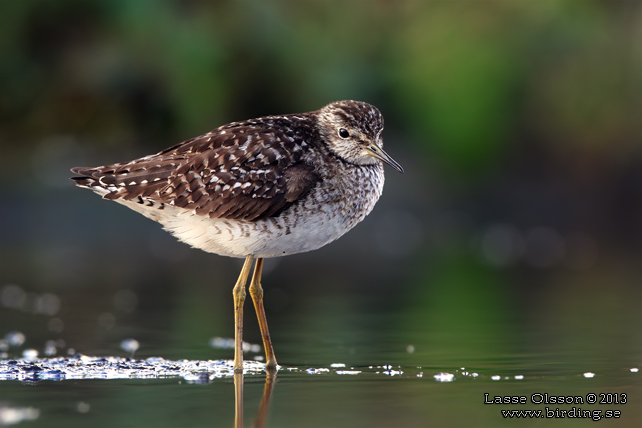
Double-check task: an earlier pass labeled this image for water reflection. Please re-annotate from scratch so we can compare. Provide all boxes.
[234,369,277,428]
[0,353,639,427]
[235,372,243,428]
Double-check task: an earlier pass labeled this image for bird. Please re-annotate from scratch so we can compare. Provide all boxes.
[71,100,403,371]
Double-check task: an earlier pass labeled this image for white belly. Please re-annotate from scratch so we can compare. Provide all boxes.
[156,204,351,258]
[114,167,384,259]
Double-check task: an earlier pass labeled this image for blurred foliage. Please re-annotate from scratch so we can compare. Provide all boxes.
[1,0,639,351]
[1,0,639,174]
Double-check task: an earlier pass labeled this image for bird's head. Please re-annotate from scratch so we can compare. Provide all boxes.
[317,100,403,173]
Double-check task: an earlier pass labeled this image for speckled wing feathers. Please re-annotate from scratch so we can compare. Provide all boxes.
[72,116,321,222]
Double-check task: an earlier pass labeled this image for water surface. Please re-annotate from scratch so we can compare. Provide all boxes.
[1,273,640,427]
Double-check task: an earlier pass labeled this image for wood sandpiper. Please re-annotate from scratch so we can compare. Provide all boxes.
[71,100,403,371]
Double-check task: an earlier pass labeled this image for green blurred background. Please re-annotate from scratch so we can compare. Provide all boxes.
[1,0,640,427]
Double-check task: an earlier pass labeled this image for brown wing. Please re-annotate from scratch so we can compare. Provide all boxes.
[71,116,321,221]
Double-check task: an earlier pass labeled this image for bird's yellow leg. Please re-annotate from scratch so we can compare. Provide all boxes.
[249,258,278,369]
[233,255,255,372]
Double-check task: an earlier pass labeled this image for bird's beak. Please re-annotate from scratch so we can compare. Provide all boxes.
[366,143,404,173]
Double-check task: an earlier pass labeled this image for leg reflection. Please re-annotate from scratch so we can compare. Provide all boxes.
[234,371,244,428]
[254,368,276,428]
[233,368,277,428]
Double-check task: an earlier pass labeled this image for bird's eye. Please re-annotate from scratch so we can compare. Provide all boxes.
[338,128,350,139]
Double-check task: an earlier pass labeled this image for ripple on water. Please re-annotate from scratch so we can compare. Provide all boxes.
[0,357,638,384]
[0,355,266,383]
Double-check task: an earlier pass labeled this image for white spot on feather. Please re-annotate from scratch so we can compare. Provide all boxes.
[239,136,252,150]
